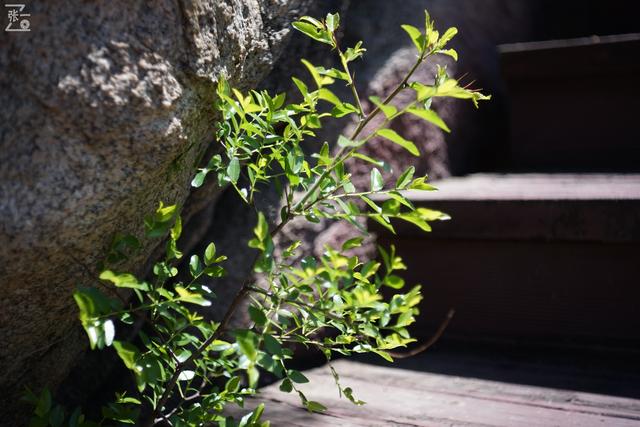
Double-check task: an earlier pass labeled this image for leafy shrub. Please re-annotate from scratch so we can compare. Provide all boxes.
[25,10,487,427]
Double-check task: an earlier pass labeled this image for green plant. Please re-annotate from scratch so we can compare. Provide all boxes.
[25,11,487,427]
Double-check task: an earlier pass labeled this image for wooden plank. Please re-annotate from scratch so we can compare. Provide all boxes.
[400,174,640,201]
[370,174,640,242]
[227,360,640,426]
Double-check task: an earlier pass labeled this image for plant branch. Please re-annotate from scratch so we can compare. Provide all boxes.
[144,210,293,426]
[292,51,426,215]
[246,285,344,323]
[349,51,425,141]
[387,309,455,358]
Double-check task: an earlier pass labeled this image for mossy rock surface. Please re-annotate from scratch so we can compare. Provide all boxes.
[0,1,310,423]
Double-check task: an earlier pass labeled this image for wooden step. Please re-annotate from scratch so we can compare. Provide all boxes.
[499,34,640,171]
[370,174,640,347]
[226,357,640,426]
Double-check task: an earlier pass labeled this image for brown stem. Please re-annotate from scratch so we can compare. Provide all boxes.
[292,51,426,215]
[143,214,290,426]
[349,50,425,141]
[387,309,455,359]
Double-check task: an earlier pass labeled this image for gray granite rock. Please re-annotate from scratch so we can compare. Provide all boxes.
[0,0,308,422]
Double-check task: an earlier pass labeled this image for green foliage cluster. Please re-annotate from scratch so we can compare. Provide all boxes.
[25,10,487,427]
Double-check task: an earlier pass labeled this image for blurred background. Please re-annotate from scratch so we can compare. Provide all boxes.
[346,0,640,405]
[268,0,640,353]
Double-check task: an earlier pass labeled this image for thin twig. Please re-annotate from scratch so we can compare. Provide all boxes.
[292,50,426,214]
[387,309,455,359]
[144,212,290,426]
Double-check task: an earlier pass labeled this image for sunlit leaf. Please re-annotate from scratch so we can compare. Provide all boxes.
[401,24,425,53]
[376,129,420,156]
[407,107,450,132]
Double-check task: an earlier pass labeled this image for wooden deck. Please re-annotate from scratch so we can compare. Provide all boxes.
[229,353,640,426]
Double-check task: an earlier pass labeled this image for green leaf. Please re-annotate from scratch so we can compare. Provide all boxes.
[292,77,309,99]
[345,40,366,62]
[343,387,366,405]
[361,195,382,213]
[99,271,148,291]
[370,214,395,234]
[317,88,341,106]
[369,96,397,119]
[408,176,438,191]
[411,80,491,107]
[325,13,339,33]
[68,407,82,427]
[372,349,394,362]
[225,376,241,393]
[417,207,451,221]
[189,255,203,277]
[398,212,432,232]
[376,129,420,156]
[317,66,350,81]
[337,135,364,148]
[227,157,240,184]
[254,212,269,242]
[248,305,267,327]
[396,166,415,189]
[439,27,458,46]
[170,214,182,241]
[49,405,64,427]
[382,199,401,215]
[34,388,52,417]
[352,152,388,172]
[279,378,293,393]
[305,401,327,413]
[191,169,208,188]
[113,341,139,371]
[271,92,286,109]
[263,334,283,356]
[74,287,113,319]
[203,265,225,277]
[407,107,450,132]
[175,286,211,306]
[154,202,177,222]
[401,24,425,53]
[292,21,332,45]
[239,403,266,427]
[204,242,216,266]
[300,59,323,88]
[299,16,324,29]
[236,330,258,362]
[384,274,405,289]
[331,102,359,117]
[342,237,364,250]
[437,48,458,61]
[396,310,415,327]
[387,191,415,210]
[144,202,178,238]
[288,370,309,384]
[370,168,384,192]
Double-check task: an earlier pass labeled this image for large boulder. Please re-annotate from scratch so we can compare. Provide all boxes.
[0,0,309,422]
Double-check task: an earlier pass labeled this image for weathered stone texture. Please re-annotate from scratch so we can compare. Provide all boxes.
[0,0,308,422]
